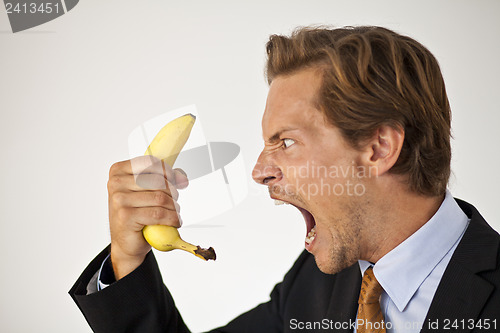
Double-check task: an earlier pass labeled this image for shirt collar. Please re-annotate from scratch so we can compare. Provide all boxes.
[358,190,469,312]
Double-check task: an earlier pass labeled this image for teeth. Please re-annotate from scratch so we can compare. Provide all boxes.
[305,226,317,245]
[274,199,286,205]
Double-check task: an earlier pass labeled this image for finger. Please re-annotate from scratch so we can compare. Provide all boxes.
[109,174,179,200]
[137,160,177,189]
[110,157,178,188]
[110,156,161,176]
[173,168,189,189]
[111,191,180,212]
[130,155,163,176]
[120,206,181,228]
[134,174,179,199]
[142,159,175,181]
[135,172,167,190]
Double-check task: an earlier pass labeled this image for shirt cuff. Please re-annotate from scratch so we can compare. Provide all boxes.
[86,253,116,295]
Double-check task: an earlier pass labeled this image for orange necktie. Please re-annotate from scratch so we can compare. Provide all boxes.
[356,267,387,333]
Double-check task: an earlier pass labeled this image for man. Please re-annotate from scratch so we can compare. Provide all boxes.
[70,26,500,332]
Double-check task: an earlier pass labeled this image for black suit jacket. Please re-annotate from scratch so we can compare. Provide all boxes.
[70,199,500,332]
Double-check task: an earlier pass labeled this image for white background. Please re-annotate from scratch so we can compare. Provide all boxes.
[1,1,499,332]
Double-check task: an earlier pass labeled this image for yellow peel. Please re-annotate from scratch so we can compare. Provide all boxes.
[141,113,216,261]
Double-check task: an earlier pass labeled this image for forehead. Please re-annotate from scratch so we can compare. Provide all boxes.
[263,68,327,137]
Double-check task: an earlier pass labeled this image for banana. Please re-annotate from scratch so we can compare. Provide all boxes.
[143,223,216,261]
[142,113,216,261]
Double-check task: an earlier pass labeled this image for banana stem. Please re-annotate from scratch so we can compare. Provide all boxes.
[176,240,216,261]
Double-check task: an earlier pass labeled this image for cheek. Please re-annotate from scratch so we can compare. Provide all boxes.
[314,214,334,238]
[279,162,313,193]
[314,209,349,245]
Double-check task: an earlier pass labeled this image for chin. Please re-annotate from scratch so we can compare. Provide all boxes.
[312,242,358,275]
[314,256,354,275]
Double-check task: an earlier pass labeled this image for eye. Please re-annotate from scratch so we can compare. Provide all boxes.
[283,138,295,148]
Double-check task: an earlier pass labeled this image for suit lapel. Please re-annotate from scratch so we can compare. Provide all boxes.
[325,263,361,333]
[421,199,498,333]
[420,264,493,333]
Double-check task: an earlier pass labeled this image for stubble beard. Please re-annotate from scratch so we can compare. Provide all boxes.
[314,208,363,275]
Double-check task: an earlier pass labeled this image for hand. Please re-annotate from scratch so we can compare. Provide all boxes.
[107,155,189,280]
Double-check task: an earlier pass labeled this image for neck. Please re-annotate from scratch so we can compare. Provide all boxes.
[360,186,445,264]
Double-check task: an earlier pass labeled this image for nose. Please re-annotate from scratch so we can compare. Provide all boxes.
[252,152,283,186]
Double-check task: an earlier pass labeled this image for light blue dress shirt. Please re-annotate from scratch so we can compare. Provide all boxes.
[357,190,469,333]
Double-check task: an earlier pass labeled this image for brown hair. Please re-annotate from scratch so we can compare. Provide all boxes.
[266,26,451,197]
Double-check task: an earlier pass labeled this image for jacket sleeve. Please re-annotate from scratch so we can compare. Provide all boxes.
[69,246,311,333]
[69,245,190,333]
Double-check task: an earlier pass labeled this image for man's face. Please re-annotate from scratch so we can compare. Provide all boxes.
[252,68,370,274]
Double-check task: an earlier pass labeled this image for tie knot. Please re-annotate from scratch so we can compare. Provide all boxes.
[358,267,383,304]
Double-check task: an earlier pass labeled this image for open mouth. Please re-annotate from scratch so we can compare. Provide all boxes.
[274,199,317,249]
[297,207,317,246]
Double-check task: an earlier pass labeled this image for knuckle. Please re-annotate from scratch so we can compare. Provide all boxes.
[108,175,121,190]
[109,162,121,176]
[111,192,125,206]
[151,207,166,220]
[153,191,169,206]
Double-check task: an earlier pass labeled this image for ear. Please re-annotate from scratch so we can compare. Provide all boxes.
[360,125,404,177]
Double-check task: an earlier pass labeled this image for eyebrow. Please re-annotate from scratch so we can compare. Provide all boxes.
[265,127,299,143]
